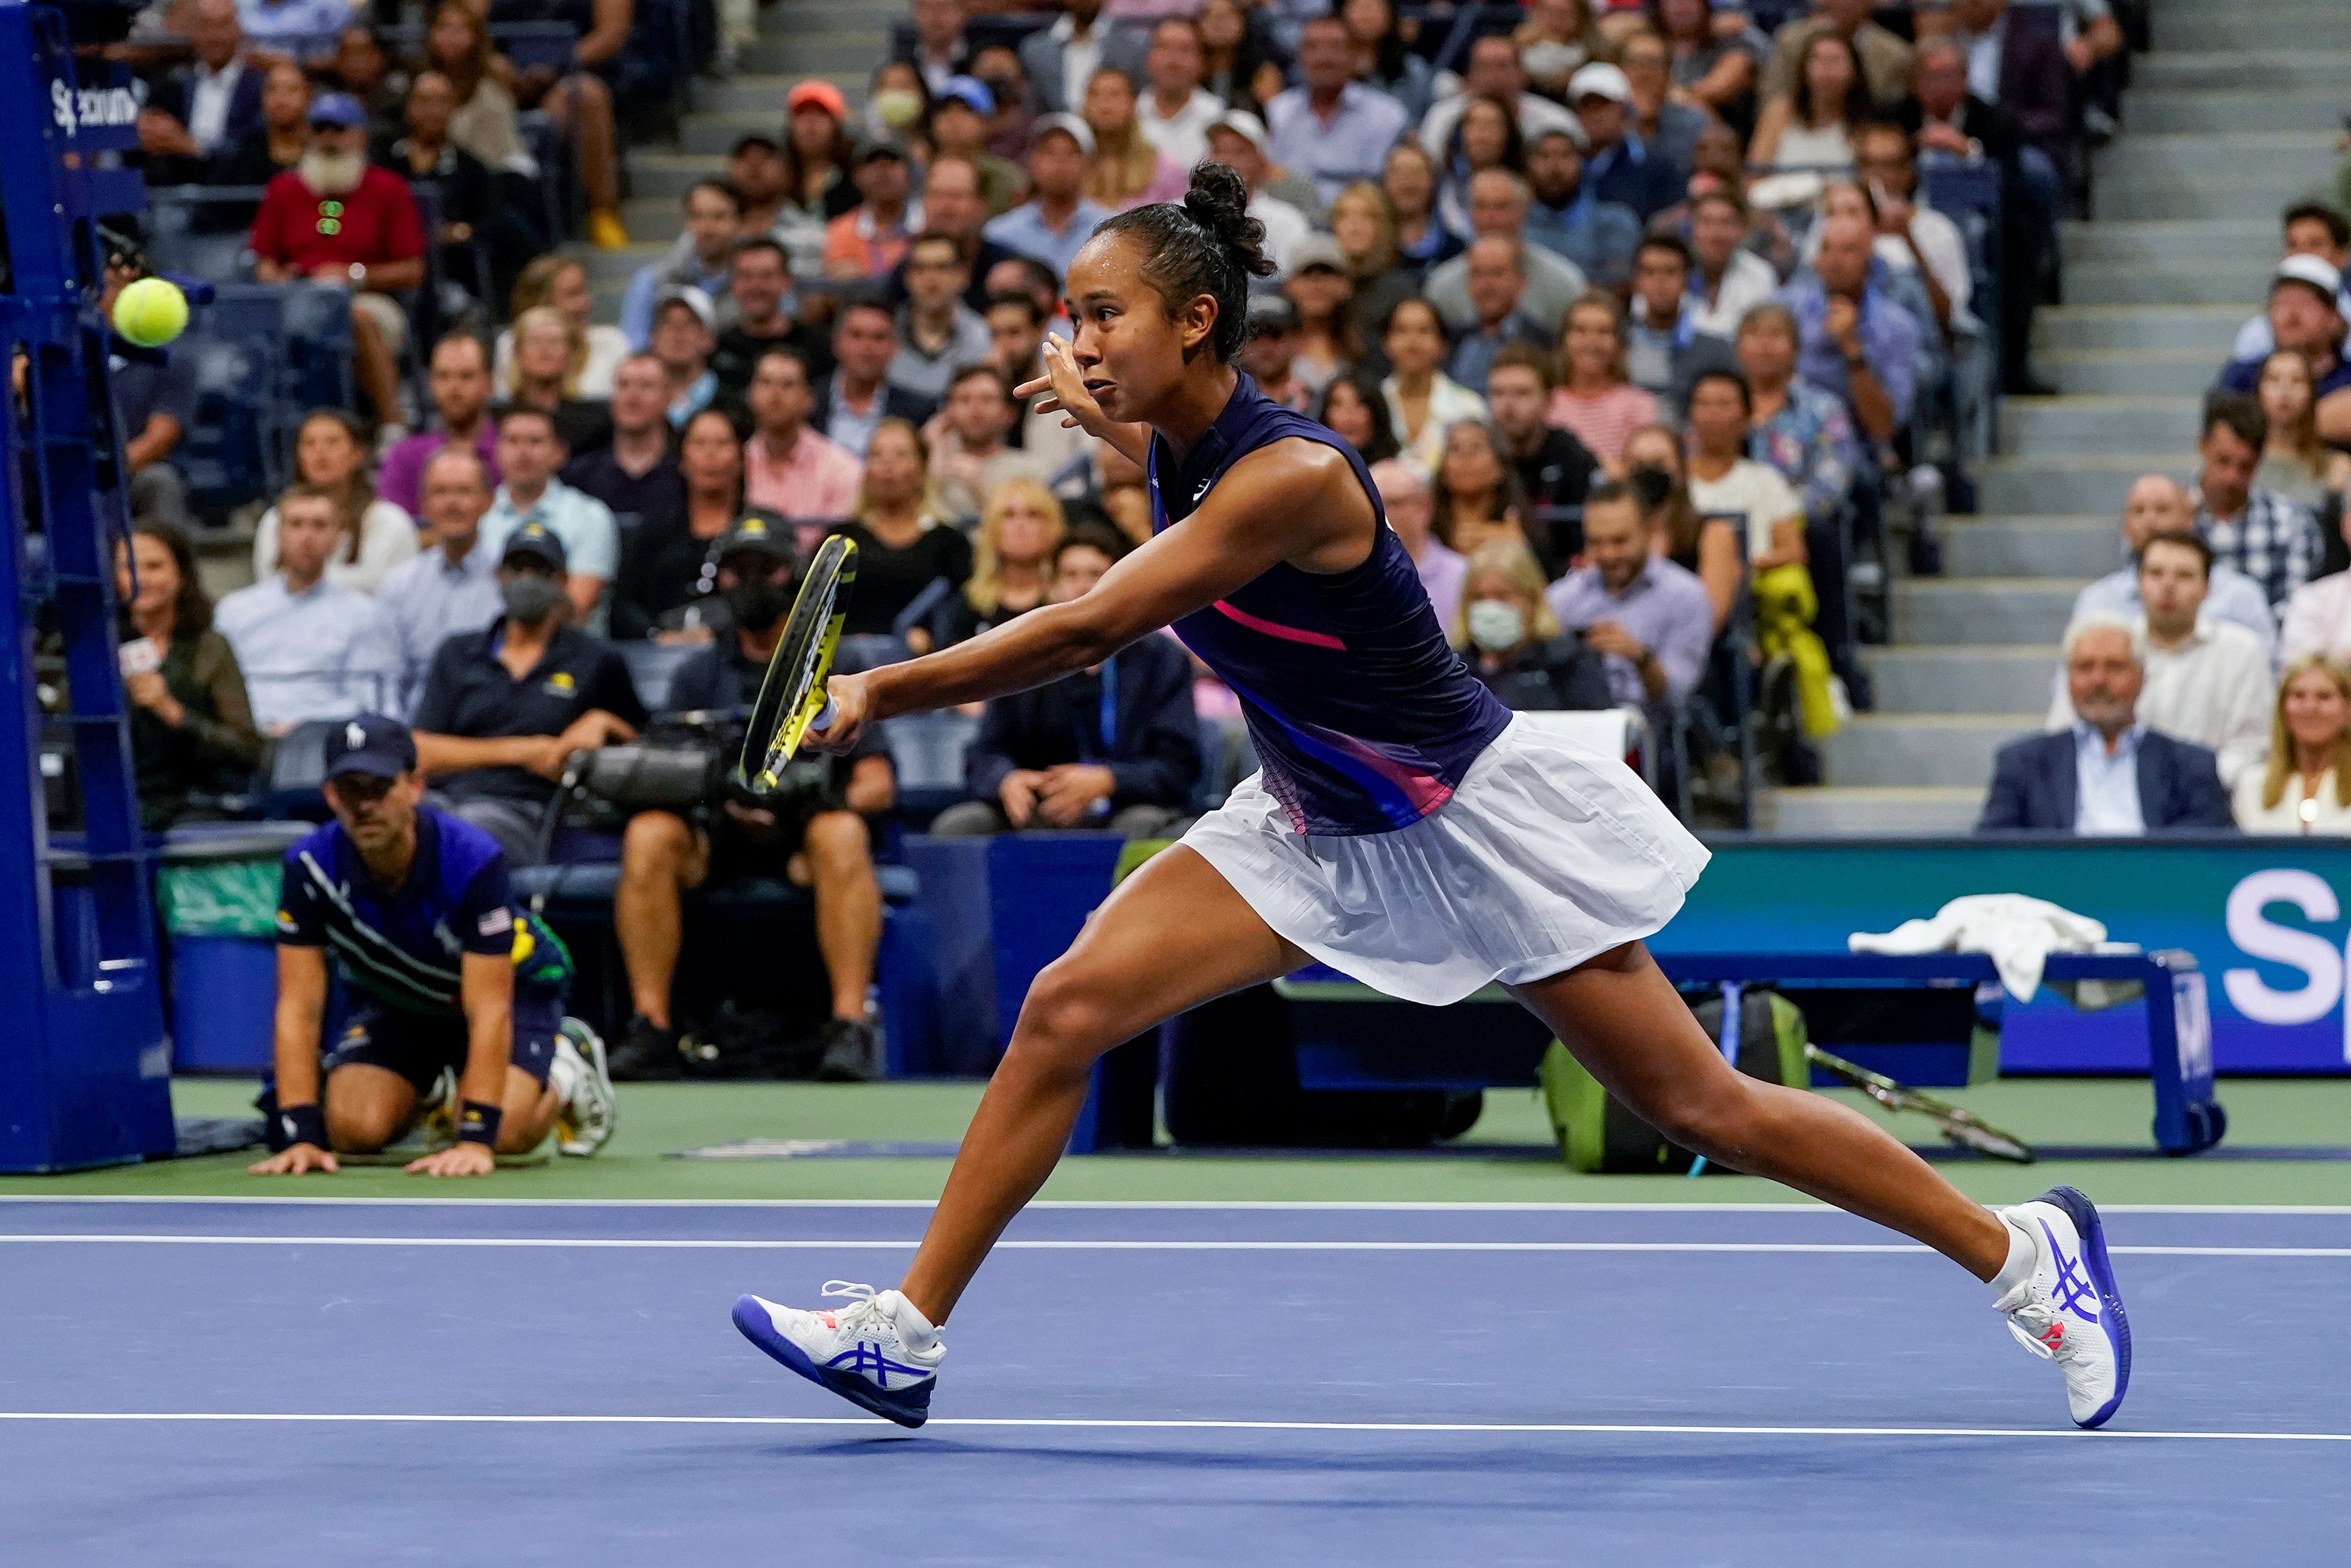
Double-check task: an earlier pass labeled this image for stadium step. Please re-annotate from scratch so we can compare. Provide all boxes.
[1995,395,2200,453]
[1859,645,2059,716]
[2059,217,2273,264]
[2031,304,2241,353]
[1938,515,2115,579]
[1892,578,2089,645]
[1975,454,2189,515]
[2063,255,2274,307]
[2128,48,2351,94]
[1819,714,2039,791]
[2153,3,2351,53]
[2118,89,2350,136]
[1761,786,1989,836]
[2038,347,2220,397]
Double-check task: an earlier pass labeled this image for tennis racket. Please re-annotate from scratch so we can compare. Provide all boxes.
[739,535,857,796]
[1805,1043,2036,1164]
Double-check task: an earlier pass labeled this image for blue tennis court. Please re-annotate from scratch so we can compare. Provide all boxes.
[3,1198,2343,1565]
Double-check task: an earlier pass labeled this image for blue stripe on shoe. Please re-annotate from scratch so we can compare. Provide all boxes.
[731,1296,935,1429]
[2037,1186,2132,1430]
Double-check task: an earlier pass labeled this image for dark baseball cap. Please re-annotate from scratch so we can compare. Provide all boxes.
[717,513,793,565]
[323,713,418,781]
[1247,293,1301,337]
[500,519,569,573]
[857,132,913,166]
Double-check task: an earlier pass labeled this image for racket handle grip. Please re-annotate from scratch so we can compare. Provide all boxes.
[811,693,838,733]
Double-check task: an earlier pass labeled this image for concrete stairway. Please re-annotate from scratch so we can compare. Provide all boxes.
[580,0,896,316]
[1775,0,2347,835]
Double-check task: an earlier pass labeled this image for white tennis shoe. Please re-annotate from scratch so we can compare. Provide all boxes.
[1995,1185,2130,1429]
[552,1019,616,1157]
[733,1282,945,1428]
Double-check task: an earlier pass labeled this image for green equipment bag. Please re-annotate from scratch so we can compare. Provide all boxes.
[1540,989,1810,1173]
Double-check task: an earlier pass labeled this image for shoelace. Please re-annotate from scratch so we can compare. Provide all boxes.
[820,1280,896,1336]
[1997,1282,2082,1364]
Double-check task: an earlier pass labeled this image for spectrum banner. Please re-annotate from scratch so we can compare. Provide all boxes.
[1657,835,2351,1074]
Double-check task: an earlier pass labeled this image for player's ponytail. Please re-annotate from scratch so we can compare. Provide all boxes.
[1097,161,1278,362]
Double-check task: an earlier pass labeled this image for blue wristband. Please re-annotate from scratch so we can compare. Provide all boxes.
[457,1100,503,1149]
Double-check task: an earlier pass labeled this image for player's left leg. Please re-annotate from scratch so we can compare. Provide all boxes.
[792,809,884,1079]
[1512,940,2129,1427]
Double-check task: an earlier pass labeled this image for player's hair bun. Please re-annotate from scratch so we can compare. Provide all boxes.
[1181,162,1277,285]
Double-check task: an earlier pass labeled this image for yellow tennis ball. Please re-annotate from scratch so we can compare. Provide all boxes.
[112,277,189,348]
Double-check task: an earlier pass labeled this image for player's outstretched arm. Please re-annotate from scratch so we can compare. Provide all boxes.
[809,438,1374,749]
[250,946,338,1175]
[407,953,515,1177]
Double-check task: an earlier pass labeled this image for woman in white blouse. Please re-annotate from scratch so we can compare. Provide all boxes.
[2236,655,2351,834]
[1379,296,1487,479]
[251,410,418,595]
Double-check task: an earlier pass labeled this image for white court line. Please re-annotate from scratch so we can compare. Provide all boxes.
[8,1196,2351,1215]
[0,1411,2343,1442]
[2,1234,2344,1257]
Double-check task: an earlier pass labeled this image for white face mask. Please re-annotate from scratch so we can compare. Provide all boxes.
[1467,599,1525,653]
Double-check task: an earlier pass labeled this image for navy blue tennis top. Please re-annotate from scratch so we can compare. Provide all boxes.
[1149,374,1512,836]
[276,806,569,1014]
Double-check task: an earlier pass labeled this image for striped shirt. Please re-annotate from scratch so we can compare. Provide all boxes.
[1546,383,1661,470]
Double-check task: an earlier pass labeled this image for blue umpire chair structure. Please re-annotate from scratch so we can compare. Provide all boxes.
[0,0,180,1170]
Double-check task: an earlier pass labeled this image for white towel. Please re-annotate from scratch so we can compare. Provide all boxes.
[1848,894,2118,1002]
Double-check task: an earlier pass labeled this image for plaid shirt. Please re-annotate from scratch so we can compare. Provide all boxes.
[2195,487,2322,608]
[1748,377,1858,529]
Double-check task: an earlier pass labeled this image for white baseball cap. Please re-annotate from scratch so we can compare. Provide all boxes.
[2273,252,2344,306]
[1209,108,1270,154]
[1567,62,1632,104]
[1031,112,1097,159]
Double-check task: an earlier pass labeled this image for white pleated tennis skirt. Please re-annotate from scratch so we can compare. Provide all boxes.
[1180,714,1711,1006]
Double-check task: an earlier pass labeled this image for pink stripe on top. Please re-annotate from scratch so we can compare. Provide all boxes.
[1213,598,1348,650]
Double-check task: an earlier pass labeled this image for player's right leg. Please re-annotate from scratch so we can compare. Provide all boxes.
[733,845,1306,1426]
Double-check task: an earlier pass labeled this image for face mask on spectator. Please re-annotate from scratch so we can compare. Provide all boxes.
[1467,600,1524,653]
[725,578,790,633]
[500,575,566,624]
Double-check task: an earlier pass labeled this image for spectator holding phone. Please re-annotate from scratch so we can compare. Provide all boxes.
[114,521,265,830]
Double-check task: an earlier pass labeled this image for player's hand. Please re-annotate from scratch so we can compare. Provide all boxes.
[1036,763,1115,826]
[407,1141,496,1177]
[1015,334,1121,439]
[998,769,1045,827]
[249,1142,339,1175]
[803,671,874,755]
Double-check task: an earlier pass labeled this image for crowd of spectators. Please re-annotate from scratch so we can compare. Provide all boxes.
[102,0,2351,1074]
[1977,201,2351,840]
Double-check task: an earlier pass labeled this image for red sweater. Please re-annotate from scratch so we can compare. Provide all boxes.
[249,164,425,273]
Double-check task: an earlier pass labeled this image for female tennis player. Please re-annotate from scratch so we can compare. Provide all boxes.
[732,164,2128,1432]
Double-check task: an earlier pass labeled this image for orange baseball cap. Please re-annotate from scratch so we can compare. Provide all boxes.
[787,80,848,119]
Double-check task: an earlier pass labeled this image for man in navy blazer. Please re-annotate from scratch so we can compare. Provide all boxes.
[138,0,267,186]
[1977,617,2235,834]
